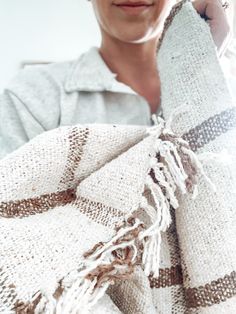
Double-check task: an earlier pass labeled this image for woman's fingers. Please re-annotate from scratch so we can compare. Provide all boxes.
[192,0,233,57]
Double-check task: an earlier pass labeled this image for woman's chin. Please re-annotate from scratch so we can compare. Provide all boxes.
[116,32,155,44]
[121,37,155,44]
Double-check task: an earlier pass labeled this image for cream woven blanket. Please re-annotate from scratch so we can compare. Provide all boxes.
[0,0,236,313]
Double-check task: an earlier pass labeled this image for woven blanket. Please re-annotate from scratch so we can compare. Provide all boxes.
[0,0,236,313]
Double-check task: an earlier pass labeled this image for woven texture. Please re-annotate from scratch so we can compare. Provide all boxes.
[0,0,236,313]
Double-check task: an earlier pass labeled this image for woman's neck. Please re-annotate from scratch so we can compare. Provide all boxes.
[99,33,161,114]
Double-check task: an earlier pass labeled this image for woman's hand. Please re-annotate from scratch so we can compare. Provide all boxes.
[192,0,233,57]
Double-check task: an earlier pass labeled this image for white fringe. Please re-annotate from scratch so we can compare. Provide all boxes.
[137,127,192,278]
[182,147,217,193]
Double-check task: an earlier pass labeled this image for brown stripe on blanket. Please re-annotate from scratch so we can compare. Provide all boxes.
[58,126,90,189]
[149,265,183,288]
[0,189,76,218]
[71,196,125,228]
[156,0,188,53]
[185,270,236,308]
[183,106,236,152]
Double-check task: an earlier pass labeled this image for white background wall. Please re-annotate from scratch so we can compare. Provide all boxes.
[0,0,101,92]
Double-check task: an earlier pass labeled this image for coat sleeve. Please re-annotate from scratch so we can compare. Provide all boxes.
[0,65,61,159]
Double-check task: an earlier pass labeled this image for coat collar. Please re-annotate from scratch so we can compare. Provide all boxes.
[64,46,137,95]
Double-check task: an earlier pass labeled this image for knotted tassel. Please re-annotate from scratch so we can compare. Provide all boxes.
[37,218,146,314]
[138,113,215,279]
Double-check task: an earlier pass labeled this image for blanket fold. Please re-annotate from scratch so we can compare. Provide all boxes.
[0,113,203,313]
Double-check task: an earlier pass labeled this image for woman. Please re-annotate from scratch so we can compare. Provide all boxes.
[0,0,232,159]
